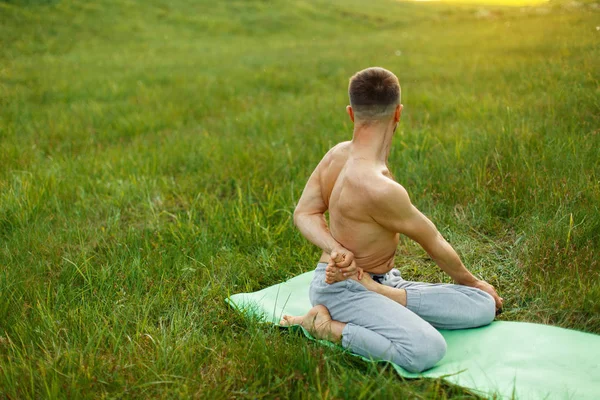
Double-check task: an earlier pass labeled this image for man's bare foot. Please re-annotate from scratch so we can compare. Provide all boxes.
[326,263,378,291]
[325,259,364,284]
[325,263,346,284]
[279,305,345,343]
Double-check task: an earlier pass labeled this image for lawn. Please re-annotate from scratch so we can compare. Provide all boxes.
[1,0,599,398]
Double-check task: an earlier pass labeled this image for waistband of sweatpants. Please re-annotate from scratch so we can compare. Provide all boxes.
[315,262,387,281]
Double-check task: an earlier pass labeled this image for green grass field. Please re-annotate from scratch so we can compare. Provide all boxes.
[1,0,599,398]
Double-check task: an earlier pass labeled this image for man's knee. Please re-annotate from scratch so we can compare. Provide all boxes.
[471,291,496,327]
[393,329,447,373]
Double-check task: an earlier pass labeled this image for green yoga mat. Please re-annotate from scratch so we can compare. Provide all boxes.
[226,270,600,399]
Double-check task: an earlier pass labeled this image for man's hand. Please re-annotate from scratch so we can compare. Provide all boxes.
[325,249,363,284]
[471,279,503,312]
[329,247,358,276]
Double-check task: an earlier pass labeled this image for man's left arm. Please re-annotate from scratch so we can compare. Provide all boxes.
[372,182,504,311]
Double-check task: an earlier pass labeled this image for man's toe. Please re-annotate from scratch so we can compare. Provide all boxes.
[280,315,302,326]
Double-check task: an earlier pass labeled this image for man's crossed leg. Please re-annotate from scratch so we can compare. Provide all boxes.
[281,263,495,373]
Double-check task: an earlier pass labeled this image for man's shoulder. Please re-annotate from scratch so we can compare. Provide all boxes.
[364,174,410,208]
[326,141,351,157]
[317,141,351,168]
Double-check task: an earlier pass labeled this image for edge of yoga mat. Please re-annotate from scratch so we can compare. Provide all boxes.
[226,270,600,400]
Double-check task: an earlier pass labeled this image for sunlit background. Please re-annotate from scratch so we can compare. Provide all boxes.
[409,0,549,5]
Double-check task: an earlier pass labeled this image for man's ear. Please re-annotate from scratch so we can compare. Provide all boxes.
[346,105,355,123]
[394,104,403,122]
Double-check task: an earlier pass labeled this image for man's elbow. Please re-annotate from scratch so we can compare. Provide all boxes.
[293,208,317,229]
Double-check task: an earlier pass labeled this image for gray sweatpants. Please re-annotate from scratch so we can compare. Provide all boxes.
[309,263,496,373]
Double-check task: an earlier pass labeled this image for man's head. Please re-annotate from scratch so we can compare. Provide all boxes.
[347,67,402,124]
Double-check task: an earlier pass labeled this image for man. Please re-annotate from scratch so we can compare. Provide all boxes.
[280,67,503,373]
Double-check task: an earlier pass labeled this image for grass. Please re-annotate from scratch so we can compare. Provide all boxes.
[1,0,599,398]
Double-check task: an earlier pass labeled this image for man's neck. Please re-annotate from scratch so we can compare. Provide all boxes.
[350,119,396,164]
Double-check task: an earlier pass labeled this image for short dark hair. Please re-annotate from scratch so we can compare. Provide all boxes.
[348,67,401,120]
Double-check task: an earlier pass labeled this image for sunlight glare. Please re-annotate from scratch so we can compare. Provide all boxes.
[408,0,549,6]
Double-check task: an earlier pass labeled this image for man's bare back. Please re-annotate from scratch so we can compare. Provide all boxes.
[299,135,502,308]
[313,141,399,274]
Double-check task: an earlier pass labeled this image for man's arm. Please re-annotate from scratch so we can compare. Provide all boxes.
[371,180,503,310]
[294,153,356,275]
[294,166,338,254]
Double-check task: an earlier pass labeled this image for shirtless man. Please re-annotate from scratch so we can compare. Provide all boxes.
[280,67,503,373]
